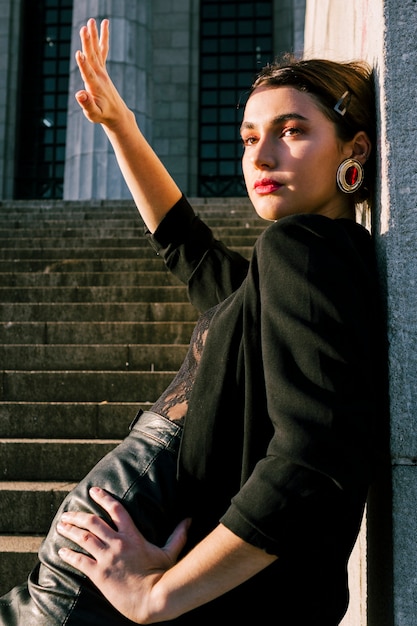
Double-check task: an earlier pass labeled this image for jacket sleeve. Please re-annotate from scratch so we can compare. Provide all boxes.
[145,195,250,312]
[220,214,380,555]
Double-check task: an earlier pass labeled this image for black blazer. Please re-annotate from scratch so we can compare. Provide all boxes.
[148,195,384,624]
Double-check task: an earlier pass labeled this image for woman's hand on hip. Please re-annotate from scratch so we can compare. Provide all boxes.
[57,486,190,624]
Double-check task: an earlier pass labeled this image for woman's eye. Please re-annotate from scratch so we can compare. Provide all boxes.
[242,136,258,146]
[281,127,301,137]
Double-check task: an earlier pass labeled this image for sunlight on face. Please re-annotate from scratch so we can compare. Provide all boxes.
[241,86,354,221]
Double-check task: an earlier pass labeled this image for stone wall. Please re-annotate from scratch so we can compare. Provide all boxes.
[305,1,417,624]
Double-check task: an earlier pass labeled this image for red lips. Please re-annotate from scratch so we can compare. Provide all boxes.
[254,178,282,194]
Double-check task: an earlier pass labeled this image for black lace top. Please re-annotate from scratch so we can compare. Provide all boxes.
[150,306,217,424]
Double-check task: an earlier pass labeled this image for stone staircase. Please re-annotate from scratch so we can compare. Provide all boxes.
[0,197,264,595]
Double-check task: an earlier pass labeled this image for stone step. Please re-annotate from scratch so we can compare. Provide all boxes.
[0,227,148,239]
[0,201,255,215]
[0,481,73,593]
[0,197,253,214]
[0,199,137,212]
[0,481,79,594]
[0,217,141,229]
[0,343,189,370]
[0,246,254,260]
[0,236,153,249]
[0,481,76,533]
[0,246,157,260]
[0,401,149,439]
[1,370,177,402]
[0,320,195,344]
[0,225,264,239]
[0,216,263,230]
[0,302,198,322]
[0,235,258,249]
[0,285,189,302]
[0,258,165,272]
[0,270,184,287]
[0,206,255,217]
[0,535,43,596]
[0,439,121,481]
[0,197,259,596]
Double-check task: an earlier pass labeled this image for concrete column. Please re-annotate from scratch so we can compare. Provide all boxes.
[150,0,199,195]
[380,3,417,623]
[273,0,306,57]
[0,0,22,199]
[305,1,417,624]
[64,0,152,199]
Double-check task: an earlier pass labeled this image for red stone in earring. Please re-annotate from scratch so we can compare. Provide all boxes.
[346,164,358,186]
[336,158,364,194]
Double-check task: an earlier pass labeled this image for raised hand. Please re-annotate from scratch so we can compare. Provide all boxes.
[73,17,181,231]
[57,487,190,624]
[75,18,129,128]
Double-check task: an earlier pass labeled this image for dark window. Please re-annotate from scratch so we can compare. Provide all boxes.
[199,0,273,196]
[14,0,73,199]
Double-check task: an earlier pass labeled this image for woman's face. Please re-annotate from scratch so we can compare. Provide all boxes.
[241,85,355,221]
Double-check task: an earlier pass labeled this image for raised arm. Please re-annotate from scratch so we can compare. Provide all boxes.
[75,18,182,232]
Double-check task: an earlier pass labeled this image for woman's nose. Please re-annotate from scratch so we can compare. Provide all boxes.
[250,137,276,169]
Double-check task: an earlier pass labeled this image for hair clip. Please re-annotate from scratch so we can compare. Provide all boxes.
[334,90,351,116]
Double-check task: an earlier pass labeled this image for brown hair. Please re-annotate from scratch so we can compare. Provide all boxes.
[249,57,376,207]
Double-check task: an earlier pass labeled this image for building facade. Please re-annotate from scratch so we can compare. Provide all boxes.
[0,0,306,201]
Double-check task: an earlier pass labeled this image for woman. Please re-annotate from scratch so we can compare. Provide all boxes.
[0,18,384,626]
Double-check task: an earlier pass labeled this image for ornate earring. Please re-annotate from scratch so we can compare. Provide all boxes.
[336,158,364,194]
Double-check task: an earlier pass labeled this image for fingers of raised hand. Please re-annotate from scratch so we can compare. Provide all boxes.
[87,17,100,48]
[77,18,109,69]
[79,19,104,70]
[98,18,110,62]
[75,50,95,89]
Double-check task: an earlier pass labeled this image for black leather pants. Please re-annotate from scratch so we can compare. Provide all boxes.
[0,411,184,625]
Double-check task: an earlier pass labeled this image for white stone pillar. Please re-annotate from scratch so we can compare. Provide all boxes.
[64,0,152,199]
[148,0,199,196]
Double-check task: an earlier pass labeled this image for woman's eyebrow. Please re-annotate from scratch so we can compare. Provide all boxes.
[240,112,308,132]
